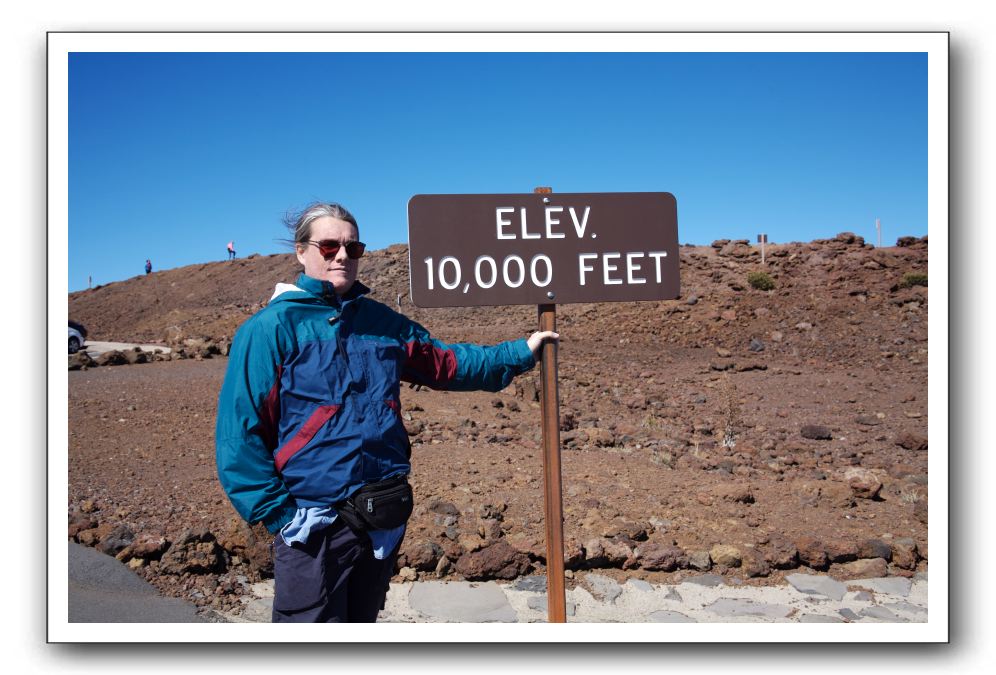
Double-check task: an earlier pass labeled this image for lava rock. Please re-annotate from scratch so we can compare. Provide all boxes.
[68,352,97,370]
[844,467,883,500]
[824,539,859,564]
[96,524,135,556]
[801,425,833,440]
[895,432,927,452]
[838,557,889,579]
[795,536,828,570]
[688,550,712,571]
[453,540,531,580]
[402,539,444,572]
[741,548,771,578]
[158,528,224,575]
[891,538,919,570]
[709,544,742,568]
[95,350,128,366]
[858,538,893,561]
[636,543,688,572]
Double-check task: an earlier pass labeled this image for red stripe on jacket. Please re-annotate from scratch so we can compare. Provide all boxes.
[403,340,457,388]
[273,404,341,472]
[257,365,283,450]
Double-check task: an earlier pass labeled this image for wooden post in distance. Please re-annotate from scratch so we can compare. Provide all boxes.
[534,186,567,623]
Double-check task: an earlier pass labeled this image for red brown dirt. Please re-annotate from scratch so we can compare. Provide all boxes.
[67,234,929,615]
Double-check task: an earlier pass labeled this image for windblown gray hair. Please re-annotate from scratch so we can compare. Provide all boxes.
[284,202,359,245]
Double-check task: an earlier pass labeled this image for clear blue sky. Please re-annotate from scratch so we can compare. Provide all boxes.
[68,51,927,292]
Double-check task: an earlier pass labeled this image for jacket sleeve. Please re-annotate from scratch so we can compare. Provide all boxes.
[398,317,537,392]
[215,317,297,533]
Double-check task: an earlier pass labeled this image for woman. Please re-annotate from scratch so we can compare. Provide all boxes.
[215,202,557,622]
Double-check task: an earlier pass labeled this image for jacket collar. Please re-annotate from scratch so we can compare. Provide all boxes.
[295,273,370,306]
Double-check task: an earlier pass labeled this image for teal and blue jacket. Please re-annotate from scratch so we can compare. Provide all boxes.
[215,274,536,534]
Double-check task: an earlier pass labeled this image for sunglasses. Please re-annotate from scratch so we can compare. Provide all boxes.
[305,239,366,260]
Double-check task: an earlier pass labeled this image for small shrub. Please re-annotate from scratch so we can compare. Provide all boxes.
[899,272,928,288]
[747,271,775,291]
[720,375,740,449]
[900,488,921,505]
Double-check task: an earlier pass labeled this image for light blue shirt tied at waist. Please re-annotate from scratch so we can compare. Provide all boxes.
[280,506,405,559]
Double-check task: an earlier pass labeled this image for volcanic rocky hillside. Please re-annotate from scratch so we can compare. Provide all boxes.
[70,235,928,361]
[68,233,929,617]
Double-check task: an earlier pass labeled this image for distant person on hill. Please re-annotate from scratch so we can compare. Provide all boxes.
[227,241,236,260]
[215,201,558,623]
[145,259,152,275]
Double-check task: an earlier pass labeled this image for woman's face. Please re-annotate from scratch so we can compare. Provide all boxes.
[295,216,360,295]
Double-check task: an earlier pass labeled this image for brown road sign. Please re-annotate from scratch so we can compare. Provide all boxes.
[408,192,679,307]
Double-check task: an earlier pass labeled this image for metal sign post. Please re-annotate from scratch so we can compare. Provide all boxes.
[757,233,767,264]
[876,218,882,248]
[534,187,567,622]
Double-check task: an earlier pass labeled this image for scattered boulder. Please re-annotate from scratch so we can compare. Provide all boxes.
[96,524,135,556]
[158,528,224,575]
[215,520,273,575]
[895,432,927,452]
[401,539,444,572]
[838,557,888,579]
[801,425,833,440]
[122,532,169,560]
[453,540,531,580]
[709,544,742,568]
[855,415,882,426]
[95,350,128,366]
[835,232,864,246]
[183,338,221,359]
[688,550,712,571]
[891,538,919,570]
[795,536,828,570]
[844,467,883,500]
[824,539,859,564]
[814,481,857,509]
[563,538,586,569]
[712,483,755,504]
[636,543,688,571]
[858,538,893,561]
[764,536,799,570]
[479,503,507,521]
[68,512,97,539]
[68,352,96,370]
[429,500,460,517]
[124,349,148,365]
[584,427,616,447]
[582,537,631,568]
[506,532,545,560]
[741,548,771,578]
[601,518,649,541]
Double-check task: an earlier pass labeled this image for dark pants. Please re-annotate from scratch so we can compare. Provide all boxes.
[271,519,402,623]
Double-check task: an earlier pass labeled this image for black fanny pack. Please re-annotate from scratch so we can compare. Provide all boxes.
[335,474,413,532]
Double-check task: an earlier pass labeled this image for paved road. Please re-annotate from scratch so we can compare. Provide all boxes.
[68,542,207,623]
[83,340,172,357]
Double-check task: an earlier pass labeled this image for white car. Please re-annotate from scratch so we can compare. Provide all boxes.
[69,320,87,354]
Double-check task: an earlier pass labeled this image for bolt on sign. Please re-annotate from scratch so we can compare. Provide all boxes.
[408,192,680,307]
